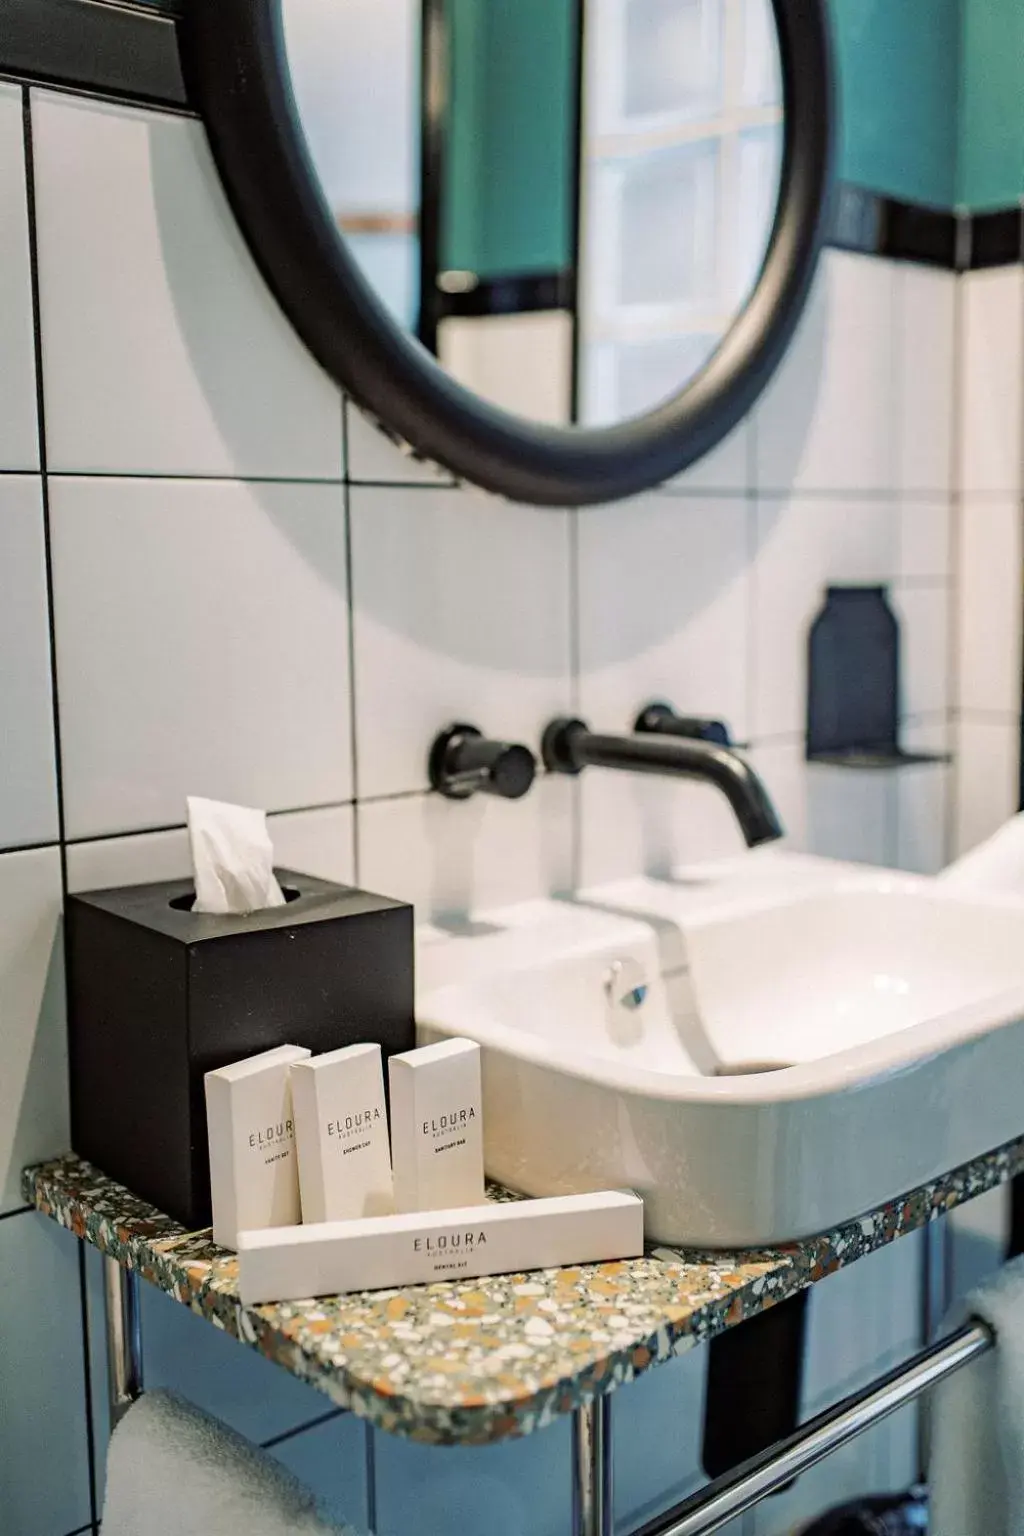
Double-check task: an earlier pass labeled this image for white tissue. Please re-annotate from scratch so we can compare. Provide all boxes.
[938,811,1024,896]
[186,796,286,915]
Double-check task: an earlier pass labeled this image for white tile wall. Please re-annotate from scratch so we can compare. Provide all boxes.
[0,847,65,1214]
[31,91,343,480]
[0,85,39,471]
[0,67,1008,1536]
[349,484,572,799]
[754,253,899,494]
[960,268,1024,497]
[957,498,1023,716]
[0,476,59,848]
[953,272,1024,862]
[49,476,353,838]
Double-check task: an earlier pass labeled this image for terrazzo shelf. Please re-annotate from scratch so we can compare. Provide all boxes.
[25,1144,1024,1446]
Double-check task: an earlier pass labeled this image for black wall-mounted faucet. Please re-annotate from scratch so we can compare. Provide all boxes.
[429,723,536,801]
[541,716,783,849]
[634,701,733,746]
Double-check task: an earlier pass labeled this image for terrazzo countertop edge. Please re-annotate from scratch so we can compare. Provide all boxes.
[24,1141,1024,1446]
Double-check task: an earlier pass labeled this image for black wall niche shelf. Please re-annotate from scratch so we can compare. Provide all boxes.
[805,584,951,772]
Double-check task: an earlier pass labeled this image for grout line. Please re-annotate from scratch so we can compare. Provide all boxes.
[341,401,361,882]
[22,88,68,886]
[364,1419,378,1534]
[746,415,759,750]
[62,1525,96,1536]
[63,800,358,849]
[355,787,430,808]
[568,506,582,890]
[1017,269,1024,814]
[946,265,966,862]
[76,1239,100,1530]
[0,835,63,856]
[260,1407,349,1451]
[44,468,346,486]
[0,1204,32,1221]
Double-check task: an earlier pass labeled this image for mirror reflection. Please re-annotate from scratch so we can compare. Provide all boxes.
[282,0,783,426]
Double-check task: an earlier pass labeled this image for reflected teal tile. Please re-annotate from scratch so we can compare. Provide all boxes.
[613,1345,707,1533]
[0,1213,92,1536]
[84,1244,343,1508]
[268,1414,369,1531]
[375,1417,571,1536]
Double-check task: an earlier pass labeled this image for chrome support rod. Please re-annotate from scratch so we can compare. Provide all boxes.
[103,1256,143,1428]
[917,1215,951,1477]
[573,1394,613,1536]
[634,1322,992,1536]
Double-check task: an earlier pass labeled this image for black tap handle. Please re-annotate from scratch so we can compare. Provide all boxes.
[635,701,732,746]
[429,724,536,801]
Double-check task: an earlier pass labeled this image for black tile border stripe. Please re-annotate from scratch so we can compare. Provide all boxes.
[2,0,1023,276]
[969,206,1024,270]
[2,0,186,111]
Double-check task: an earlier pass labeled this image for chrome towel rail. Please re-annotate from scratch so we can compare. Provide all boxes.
[621,1321,992,1536]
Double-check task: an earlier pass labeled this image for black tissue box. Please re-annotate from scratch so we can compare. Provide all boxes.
[66,869,414,1229]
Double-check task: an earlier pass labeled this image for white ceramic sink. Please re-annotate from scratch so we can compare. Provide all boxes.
[417,854,1024,1247]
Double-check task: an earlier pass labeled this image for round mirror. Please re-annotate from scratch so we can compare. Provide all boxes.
[181,0,833,504]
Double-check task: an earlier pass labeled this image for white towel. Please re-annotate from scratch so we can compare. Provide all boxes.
[101,1389,358,1536]
[930,1255,1024,1536]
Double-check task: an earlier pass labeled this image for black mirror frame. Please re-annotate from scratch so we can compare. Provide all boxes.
[179,0,835,508]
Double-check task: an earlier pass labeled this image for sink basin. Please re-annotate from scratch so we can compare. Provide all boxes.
[417,855,1024,1247]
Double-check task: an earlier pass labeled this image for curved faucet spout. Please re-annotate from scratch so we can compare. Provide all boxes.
[541,717,784,849]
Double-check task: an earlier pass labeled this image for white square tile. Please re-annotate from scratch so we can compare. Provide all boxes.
[751,497,899,738]
[31,90,343,478]
[953,715,1021,856]
[0,847,65,1213]
[747,740,809,851]
[358,778,574,921]
[957,498,1023,715]
[0,85,39,471]
[804,763,894,866]
[754,252,899,494]
[50,477,353,838]
[350,485,571,798]
[67,806,355,893]
[0,1213,92,1535]
[899,498,952,581]
[375,1417,572,1536]
[749,743,895,866]
[0,476,58,848]
[345,399,456,485]
[896,718,951,876]
[577,495,750,741]
[665,417,750,493]
[896,265,956,496]
[578,770,749,889]
[892,584,950,719]
[960,267,1024,496]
